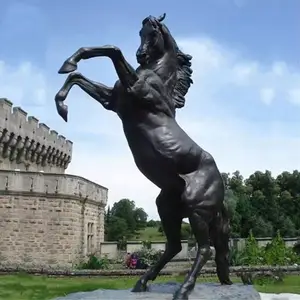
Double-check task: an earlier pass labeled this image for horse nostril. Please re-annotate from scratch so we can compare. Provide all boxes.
[136,52,147,65]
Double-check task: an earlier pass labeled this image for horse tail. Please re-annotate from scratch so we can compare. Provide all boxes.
[220,202,230,236]
[209,201,232,284]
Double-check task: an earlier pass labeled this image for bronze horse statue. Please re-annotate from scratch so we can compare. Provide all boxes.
[55,13,232,300]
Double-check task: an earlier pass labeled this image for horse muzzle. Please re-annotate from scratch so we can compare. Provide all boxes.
[136,52,148,65]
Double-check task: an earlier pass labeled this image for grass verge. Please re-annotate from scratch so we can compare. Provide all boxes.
[0,273,299,300]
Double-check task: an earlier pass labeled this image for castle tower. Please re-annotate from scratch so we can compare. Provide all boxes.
[0,99,107,269]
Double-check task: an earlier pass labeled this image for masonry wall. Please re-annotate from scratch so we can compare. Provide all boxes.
[0,170,107,268]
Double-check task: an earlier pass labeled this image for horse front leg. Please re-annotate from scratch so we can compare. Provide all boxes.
[132,190,183,292]
[55,72,115,122]
[58,45,138,90]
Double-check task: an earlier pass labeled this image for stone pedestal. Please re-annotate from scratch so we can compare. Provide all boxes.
[54,282,261,300]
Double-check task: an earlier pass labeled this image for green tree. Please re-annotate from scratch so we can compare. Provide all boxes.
[246,171,280,227]
[134,207,148,230]
[277,171,300,230]
[106,216,128,241]
[110,199,137,233]
[147,219,159,227]
[106,198,149,239]
[252,216,274,237]
[276,215,297,237]
[181,223,192,240]
[224,189,241,237]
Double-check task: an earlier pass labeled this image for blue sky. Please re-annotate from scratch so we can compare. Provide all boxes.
[1,0,299,219]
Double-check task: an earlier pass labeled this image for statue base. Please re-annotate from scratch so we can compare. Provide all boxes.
[54,282,261,300]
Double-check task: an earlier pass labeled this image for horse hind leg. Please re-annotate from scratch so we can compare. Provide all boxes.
[173,208,212,300]
[132,190,183,293]
[210,204,233,285]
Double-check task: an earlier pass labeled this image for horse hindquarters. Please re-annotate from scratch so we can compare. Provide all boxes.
[173,169,223,299]
[180,162,232,285]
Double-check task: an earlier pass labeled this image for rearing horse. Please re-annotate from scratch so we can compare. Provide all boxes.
[55,13,232,300]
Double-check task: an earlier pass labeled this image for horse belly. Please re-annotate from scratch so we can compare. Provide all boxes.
[152,127,201,174]
[132,145,181,189]
[125,133,180,188]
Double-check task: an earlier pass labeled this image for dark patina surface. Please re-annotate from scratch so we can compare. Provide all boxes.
[55,13,233,300]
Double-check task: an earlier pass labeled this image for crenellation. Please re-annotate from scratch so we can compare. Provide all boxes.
[0,98,13,113]
[50,130,58,140]
[38,123,50,136]
[0,99,73,173]
[57,135,66,149]
[12,107,28,129]
[27,116,39,127]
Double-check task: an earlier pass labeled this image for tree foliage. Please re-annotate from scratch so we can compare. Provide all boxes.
[224,170,300,238]
[105,170,300,241]
[105,199,148,241]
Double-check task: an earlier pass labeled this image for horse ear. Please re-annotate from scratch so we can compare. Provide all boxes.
[157,13,166,22]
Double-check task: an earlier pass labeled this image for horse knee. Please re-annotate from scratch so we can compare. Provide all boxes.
[68,72,80,80]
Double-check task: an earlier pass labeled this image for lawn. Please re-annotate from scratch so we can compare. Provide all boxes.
[0,273,299,300]
[134,226,165,241]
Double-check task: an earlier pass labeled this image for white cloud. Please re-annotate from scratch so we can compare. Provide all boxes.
[1,36,300,220]
[0,61,47,106]
[260,88,275,105]
[288,89,300,106]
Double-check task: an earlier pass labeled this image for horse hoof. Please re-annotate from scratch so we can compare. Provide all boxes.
[172,291,189,300]
[131,280,147,293]
[221,279,233,285]
[55,97,68,122]
[58,61,77,74]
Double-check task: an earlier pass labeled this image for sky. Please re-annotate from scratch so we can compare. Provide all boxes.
[0,0,300,220]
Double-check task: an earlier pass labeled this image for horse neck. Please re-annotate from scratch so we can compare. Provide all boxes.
[157,26,179,95]
[155,53,178,94]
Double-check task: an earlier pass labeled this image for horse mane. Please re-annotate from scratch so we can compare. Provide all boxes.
[159,22,193,109]
[173,49,193,109]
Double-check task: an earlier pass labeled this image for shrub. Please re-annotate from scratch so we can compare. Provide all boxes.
[78,254,110,270]
[117,237,127,250]
[230,231,300,266]
[239,230,264,265]
[142,240,151,249]
[229,246,244,266]
[252,271,284,285]
[263,231,300,266]
[135,247,163,267]
[292,240,300,255]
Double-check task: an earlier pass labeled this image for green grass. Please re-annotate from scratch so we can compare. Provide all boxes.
[0,273,299,300]
[134,226,165,241]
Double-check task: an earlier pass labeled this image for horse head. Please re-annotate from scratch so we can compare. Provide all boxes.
[136,13,176,66]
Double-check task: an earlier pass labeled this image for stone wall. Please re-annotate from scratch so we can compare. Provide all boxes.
[0,170,108,268]
[99,237,300,261]
[0,98,72,173]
